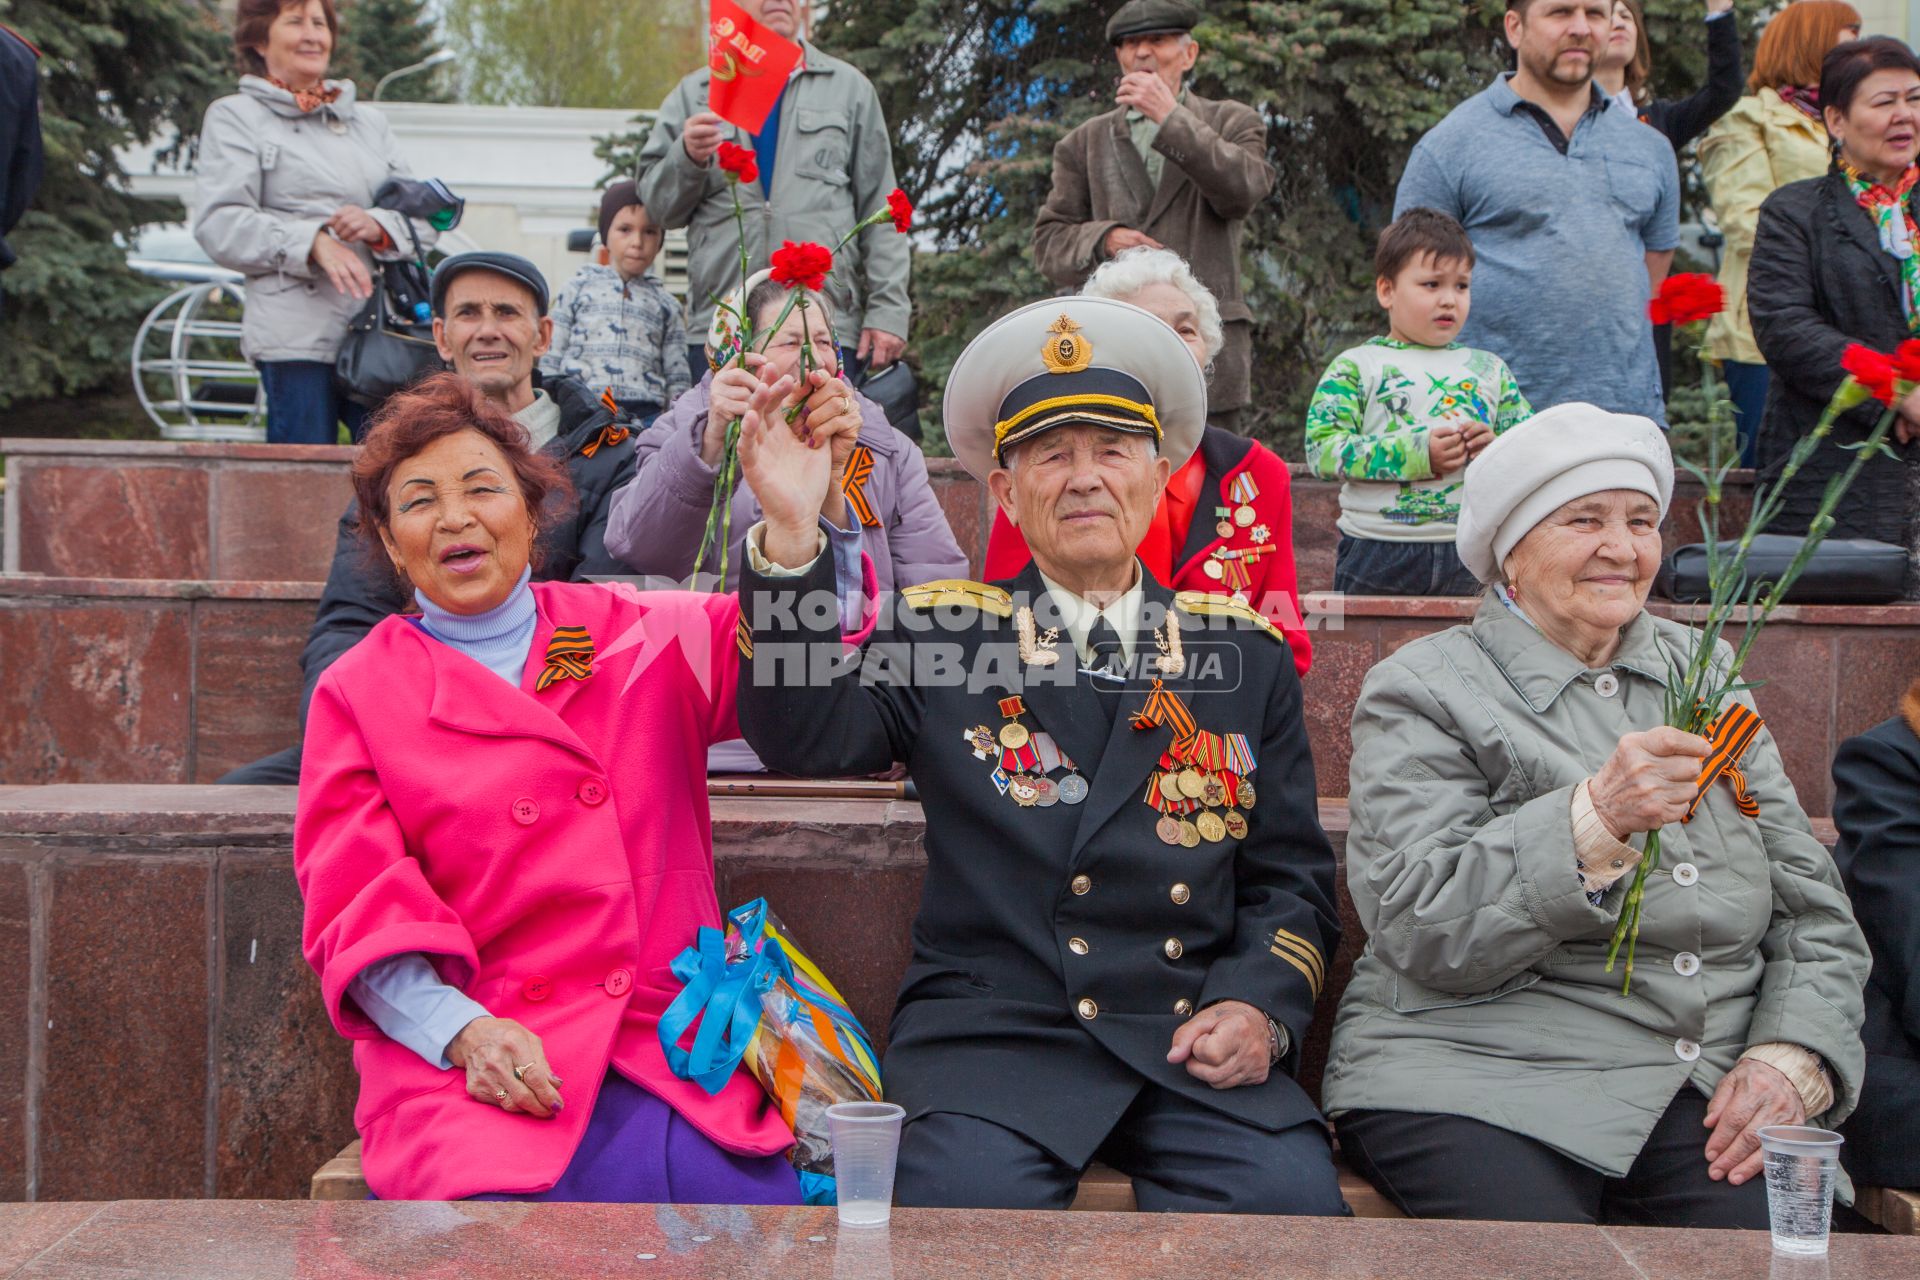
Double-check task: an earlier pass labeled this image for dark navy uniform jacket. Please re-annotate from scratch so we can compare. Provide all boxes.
[738,552,1339,1166]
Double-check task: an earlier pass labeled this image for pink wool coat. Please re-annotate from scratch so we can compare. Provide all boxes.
[296,578,813,1201]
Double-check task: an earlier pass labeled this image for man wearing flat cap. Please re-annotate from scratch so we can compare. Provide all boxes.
[1034,0,1275,432]
[219,252,638,784]
[736,298,1346,1213]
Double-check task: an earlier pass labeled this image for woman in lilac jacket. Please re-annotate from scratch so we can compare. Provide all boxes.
[604,271,966,598]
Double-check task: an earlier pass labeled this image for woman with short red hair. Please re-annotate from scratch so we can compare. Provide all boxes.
[192,0,438,443]
[295,372,868,1200]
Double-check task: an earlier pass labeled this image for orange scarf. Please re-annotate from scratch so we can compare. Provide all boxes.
[268,76,342,114]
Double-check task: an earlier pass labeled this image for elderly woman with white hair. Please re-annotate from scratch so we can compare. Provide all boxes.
[1321,405,1869,1227]
[984,246,1311,674]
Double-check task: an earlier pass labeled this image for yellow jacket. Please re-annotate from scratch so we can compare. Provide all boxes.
[1699,89,1832,363]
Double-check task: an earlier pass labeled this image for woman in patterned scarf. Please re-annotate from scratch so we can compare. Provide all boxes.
[1747,37,1920,548]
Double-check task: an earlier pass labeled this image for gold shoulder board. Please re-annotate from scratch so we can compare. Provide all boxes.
[901,580,1013,618]
[1174,591,1287,645]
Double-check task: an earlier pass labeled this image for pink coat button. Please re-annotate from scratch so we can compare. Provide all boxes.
[511,797,539,825]
[578,778,607,806]
[522,975,551,1002]
[604,968,632,997]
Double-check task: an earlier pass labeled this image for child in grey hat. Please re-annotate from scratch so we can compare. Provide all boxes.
[540,180,691,424]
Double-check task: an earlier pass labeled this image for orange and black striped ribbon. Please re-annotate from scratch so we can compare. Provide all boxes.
[535,625,595,692]
[600,387,619,415]
[1684,703,1764,822]
[842,445,880,528]
[580,422,631,459]
[1130,678,1198,753]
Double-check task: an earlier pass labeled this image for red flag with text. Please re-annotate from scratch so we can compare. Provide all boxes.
[707,0,803,136]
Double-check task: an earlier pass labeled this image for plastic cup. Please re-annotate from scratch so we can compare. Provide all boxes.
[1759,1125,1844,1256]
[827,1101,905,1227]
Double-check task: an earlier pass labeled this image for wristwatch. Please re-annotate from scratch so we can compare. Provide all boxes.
[1265,1015,1287,1065]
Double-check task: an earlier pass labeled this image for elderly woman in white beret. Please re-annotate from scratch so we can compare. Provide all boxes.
[1322,404,1869,1227]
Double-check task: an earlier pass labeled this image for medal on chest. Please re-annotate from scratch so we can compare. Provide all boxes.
[1133,675,1258,847]
[964,694,1088,808]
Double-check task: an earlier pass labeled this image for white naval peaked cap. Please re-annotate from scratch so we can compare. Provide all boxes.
[941,296,1207,482]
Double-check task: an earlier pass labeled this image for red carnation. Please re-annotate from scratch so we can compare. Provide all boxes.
[716,141,759,185]
[1841,343,1896,405]
[770,240,833,291]
[1647,273,1726,326]
[886,188,914,234]
[1894,338,1920,387]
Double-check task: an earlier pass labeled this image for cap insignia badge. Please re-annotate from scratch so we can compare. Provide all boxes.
[1041,314,1093,374]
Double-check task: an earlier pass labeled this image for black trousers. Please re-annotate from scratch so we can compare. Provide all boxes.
[894,1083,1348,1215]
[1338,1090,1770,1228]
[217,742,302,785]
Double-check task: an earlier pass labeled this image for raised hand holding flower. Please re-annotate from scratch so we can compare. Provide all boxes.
[716,140,759,186]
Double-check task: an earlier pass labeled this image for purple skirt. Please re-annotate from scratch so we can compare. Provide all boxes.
[374,1072,802,1204]
[472,1071,802,1204]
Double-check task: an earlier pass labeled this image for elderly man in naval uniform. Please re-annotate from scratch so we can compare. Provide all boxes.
[732,296,1345,1214]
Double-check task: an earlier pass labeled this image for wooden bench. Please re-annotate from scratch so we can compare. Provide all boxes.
[312,1139,1402,1216]
[1856,1186,1920,1235]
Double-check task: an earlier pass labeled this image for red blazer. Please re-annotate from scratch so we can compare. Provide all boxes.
[296,579,794,1201]
[985,428,1311,675]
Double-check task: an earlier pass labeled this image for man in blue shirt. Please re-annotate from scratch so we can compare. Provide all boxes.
[1394,0,1680,426]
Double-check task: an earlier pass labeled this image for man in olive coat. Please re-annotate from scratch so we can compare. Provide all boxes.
[1033,0,1275,431]
[737,297,1344,1214]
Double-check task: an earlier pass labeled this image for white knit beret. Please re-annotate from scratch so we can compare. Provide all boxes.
[1455,403,1675,584]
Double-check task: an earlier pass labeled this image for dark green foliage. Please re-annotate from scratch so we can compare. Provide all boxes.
[338,0,450,103]
[0,0,229,409]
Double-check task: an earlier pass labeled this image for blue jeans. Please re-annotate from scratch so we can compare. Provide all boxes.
[1720,360,1769,470]
[1334,535,1481,597]
[258,359,368,445]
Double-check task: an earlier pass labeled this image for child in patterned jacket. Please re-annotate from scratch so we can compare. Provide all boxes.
[1304,207,1532,596]
[540,180,691,425]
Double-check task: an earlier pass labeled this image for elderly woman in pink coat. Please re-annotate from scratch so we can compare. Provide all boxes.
[295,370,867,1202]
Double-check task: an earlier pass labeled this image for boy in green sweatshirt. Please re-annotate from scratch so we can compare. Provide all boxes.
[1304,207,1532,596]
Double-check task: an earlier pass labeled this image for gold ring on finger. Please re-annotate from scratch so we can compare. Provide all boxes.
[512,1061,536,1083]
[494,1088,510,1104]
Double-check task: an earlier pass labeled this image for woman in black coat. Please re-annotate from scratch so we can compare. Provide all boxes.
[1748,38,1920,546]
[1832,675,1920,1189]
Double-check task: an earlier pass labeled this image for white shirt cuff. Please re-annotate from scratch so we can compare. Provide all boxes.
[1741,1042,1836,1118]
[1572,779,1643,893]
[745,520,829,577]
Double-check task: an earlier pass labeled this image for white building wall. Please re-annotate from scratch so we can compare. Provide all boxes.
[121,101,686,299]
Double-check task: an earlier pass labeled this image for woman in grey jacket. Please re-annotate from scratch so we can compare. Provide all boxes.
[1324,405,1869,1227]
[191,0,436,443]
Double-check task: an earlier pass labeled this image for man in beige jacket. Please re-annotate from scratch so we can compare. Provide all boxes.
[1033,0,1274,432]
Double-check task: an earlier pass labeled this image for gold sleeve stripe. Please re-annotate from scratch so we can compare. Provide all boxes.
[1270,944,1324,998]
[1271,928,1325,983]
[735,616,753,659]
[1271,928,1326,986]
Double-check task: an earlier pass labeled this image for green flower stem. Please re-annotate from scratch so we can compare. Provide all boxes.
[1604,333,1897,992]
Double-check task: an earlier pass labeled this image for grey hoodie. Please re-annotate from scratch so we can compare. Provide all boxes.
[191,76,437,363]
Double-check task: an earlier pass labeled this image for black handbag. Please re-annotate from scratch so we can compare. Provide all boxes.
[854,359,921,441]
[335,221,443,409]
[1657,534,1910,605]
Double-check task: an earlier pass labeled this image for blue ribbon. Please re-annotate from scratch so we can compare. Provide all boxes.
[658,923,777,1096]
[658,897,881,1101]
